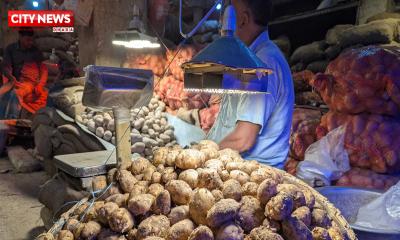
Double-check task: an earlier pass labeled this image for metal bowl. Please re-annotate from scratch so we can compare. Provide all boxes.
[317,186,400,239]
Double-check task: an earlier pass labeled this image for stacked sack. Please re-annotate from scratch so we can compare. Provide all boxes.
[292,70,324,106]
[290,16,400,74]
[309,45,400,190]
[79,96,177,159]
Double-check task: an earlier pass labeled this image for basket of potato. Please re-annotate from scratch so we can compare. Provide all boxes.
[37,140,355,240]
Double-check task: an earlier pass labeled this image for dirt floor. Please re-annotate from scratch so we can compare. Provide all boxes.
[0,157,48,240]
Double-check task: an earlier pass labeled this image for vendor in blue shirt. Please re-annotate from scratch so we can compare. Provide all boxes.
[207,0,294,169]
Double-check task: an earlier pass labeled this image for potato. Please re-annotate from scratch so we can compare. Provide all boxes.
[137,215,170,240]
[107,168,118,184]
[152,172,162,183]
[137,181,150,188]
[220,170,230,181]
[169,205,190,225]
[98,229,127,240]
[282,216,312,240]
[73,202,89,216]
[102,185,122,200]
[93,176,108,192]
[265,193,294,221]
[204,159,224,173]
[206,199,240,228]
[201,148,220,160]
[236,196,264,233]
[229,170,250,185]
[37,233,55,240]
[198,140,219,151]
[242,182,258,197]
[127,194,155,216]
[129,185,148,198]
[312,209,332,228]
[153,190,171,215]
[97,202,119,225]
[250,168,282,184]
[239,161,260,175]
[64,218,80,232]
[106,194,129,207]
[188,225,214,240]
[108,208,135,233]
[73,222,85,239]
[57,230,74,240]
[292,206,311,227]
[165,180,193,205]
[167,219,195,240]
[143,237,165,240]
[148,183,165,197]
[215,222,244,240]
[153,147,169,166]
[165,150,180,167]
[312,227,332,240]
[277,184,306,209]
[80,221,102,240]
[85,201,105,222]
[96,127,105,138]
[245,226,284,240]
[189,188,215,225]
[162,169,178,184]
[104,130,113,142]
[222,179,242,201]
[178,169,199,189]
[257,179,278,205]
[327,227,344,240]
[211,189,224,202]
[262,218,281,233]
[117,170,138,193]
[132,142,146,154]
[127,229,138,240]
[197,168,223,190]
[175,149,206,169]
[225,162,242,172]
[218,149,242,164]
[131,158,151,175]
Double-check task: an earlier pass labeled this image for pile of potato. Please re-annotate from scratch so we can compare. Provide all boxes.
[336,168,400,190]
[52,140,350,240]
[78,96,176,158]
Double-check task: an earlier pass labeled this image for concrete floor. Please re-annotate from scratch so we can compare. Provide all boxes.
[0,158,48,240]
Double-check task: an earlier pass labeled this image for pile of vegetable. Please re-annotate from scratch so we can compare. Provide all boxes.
[50,141,350,240]
[336,168,400,190]
[292,71,324,106]
[78,96,176,158]
[124,52,166,78]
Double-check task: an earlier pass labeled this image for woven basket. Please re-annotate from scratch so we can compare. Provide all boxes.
[37,170,356,240]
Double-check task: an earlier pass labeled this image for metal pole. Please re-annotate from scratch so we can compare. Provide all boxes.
[113,107,132,169]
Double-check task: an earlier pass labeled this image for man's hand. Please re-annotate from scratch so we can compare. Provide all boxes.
[219,121,260,153]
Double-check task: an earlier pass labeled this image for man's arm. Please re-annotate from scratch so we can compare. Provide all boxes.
[219,121,261,153]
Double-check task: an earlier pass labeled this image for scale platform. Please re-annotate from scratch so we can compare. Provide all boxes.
[54,150,117,178]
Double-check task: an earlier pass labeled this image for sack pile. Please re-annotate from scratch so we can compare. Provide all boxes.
[292,70,324,106]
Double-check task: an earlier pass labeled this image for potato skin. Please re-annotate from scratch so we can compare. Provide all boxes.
[64,218,80,233]
[178,169,199,189]
[129,185,148,198]
[80,221,102,240]
[241,182,258,197]
[131,158,152,175]
[169,205,190,225]
[175,149,206,169]
[262,218,281,233]
[197,168,224,190]
[153,190,171,215]
[236,196,264,233]
[108,208,135,233]
[265,193,294,221]
[245,226,284,240]
[57,230,74,240]
[282,216,312,240]
[106,194,129,207]
[167,219,195,240]
[211,189,224,202]
[127,194,155,216]
[229,170,250,185]
[215,222,244,240]
[117,170,138,193]
[98,229,127,240]
[312,209,332,228]
[206,199,241,228]
[188,225,214,240]
[148,183,165,197]
[97,202,119,225]
[222,179,242,202]
[153,147,169,166]
[312,227,332,240]
[292,206,311,227]
[165,180,193,205]
[137,215,170,240]
[257,179,278,205]
[277,184,306,209]
[189,188,215,225]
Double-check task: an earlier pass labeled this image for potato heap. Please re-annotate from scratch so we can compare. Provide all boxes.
[55,140,349,240]
[78,96,176,158]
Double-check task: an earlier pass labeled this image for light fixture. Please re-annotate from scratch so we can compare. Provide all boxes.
[216,3,222,10]
[32,0,39,8]
[181,3,272,94]
[112,4,160,49]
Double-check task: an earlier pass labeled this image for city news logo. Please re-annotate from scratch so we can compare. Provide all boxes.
[8,10,74,33]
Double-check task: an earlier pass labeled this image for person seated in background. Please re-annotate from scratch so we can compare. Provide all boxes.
[0,27,47,119]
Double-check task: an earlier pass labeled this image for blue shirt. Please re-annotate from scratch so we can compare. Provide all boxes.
[207,31,294,169]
